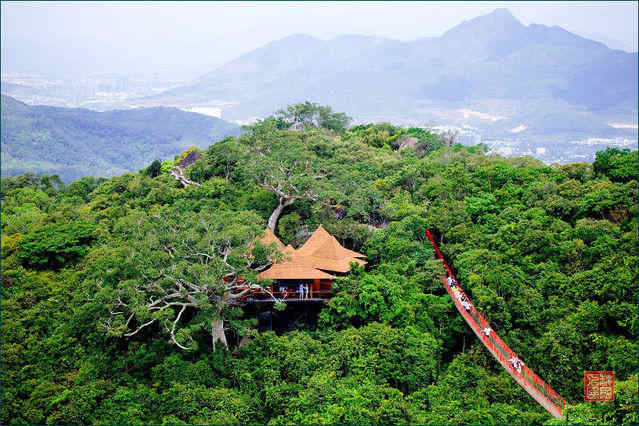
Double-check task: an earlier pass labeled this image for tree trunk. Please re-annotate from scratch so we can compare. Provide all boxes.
[170,166,201,187]
[211,319,228,349]
[238,335,252,347]
[268,197,295,231]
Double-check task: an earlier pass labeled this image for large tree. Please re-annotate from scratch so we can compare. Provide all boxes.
[274,101,351,133]
[90,208,275,350]
[242,119,328,231]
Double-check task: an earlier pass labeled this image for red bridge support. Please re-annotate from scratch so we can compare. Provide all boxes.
[425,228,568,419]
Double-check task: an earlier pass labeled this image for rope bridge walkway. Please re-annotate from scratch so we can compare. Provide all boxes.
[425,228,569,418]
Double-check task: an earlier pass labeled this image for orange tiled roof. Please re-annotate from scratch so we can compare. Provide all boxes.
[296,225,366,259]
[291,254,366,273]
[258,225,367,278]
[255,225,367,279]
[282,244,296,258]
[249,228,285,257]
[258,262,336,280]
[259,228,286,250]
[342,247,366,258]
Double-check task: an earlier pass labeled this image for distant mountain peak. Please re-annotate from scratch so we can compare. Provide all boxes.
[490,8,518,20]
[480,8,523,27]
[279,33,318,43]
[444,7,524,38]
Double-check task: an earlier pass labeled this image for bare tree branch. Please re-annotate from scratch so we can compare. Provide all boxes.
[124,319,157,337]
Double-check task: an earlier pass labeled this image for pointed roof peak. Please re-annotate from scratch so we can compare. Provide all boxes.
[255,228,285,250]
[315,224,329,233]
[258,224,367,277]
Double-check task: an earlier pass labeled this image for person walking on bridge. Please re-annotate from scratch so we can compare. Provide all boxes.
[447,275,455,288]
[509,356,523,373]
[452,286,462,301]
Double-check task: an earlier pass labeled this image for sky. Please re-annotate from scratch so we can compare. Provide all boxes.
[2,1,638,80]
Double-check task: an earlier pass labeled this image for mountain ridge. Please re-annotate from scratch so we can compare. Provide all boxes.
[1,95,241,182]
[150,8,637,136]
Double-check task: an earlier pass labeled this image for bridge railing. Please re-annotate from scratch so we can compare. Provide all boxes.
[425,228,567,415]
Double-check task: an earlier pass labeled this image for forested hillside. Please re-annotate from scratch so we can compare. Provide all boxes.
[1,109,637,424]
[0,95,241,182]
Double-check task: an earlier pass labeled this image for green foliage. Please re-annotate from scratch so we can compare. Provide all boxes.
[593,148,638,182]
[344,123,444,154]
[18,221,96,268]
[273,101,351,133]
[277,212,302,244]
[144,160,162,178]
[1,173,64,198]
[160,159,174,175]
[1,107,637,425]
[1,94,241,182]
[545,375,637,425]
[345,122,403,149]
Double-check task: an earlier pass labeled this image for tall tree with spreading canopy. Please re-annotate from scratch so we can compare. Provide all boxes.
[90,208,275,350]
[274,101,351,133]
[241,119,329,231]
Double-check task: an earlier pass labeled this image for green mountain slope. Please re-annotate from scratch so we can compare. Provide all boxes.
[1,95,241,182]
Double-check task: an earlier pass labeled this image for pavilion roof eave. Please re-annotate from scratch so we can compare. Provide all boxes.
[258,262,337,280]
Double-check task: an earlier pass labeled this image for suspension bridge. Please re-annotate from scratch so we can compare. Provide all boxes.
[425,228,569,418]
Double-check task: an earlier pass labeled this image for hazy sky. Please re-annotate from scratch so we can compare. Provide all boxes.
[2,1,638,80]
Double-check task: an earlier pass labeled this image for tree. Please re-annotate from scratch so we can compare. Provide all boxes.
[274,102,351,133]
[317,105,351,133]
[91,208,274,350]
[345,123,403,149]
[241,120,327,231]
[144,160,162,178]
[593,148,638,183]
[18,221,95,269]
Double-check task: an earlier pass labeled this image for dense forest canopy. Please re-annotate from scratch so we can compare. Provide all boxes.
[1,105,637,424]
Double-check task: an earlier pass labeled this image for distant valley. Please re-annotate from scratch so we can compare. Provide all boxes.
[0,95,241,182]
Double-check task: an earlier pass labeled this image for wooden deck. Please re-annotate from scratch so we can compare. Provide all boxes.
[234,289,332,305]
[246,297,329,304]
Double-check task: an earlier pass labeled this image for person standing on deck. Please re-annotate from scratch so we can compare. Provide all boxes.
[298,282,304,300]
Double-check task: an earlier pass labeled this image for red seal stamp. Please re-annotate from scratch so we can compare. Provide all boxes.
[584,371,614,401]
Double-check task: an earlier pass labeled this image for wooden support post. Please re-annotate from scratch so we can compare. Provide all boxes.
[269,306,273,331]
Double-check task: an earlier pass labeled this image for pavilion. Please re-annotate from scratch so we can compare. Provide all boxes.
[255,225,366,299]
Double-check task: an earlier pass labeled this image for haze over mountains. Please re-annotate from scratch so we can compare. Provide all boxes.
[1,8,637,171]
[152,9,637,137]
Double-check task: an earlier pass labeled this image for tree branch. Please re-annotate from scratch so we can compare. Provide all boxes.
[124,318,157,337]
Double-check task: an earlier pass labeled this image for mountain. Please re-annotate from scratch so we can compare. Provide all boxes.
[151,8,637,138]
[1,95,241,182]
